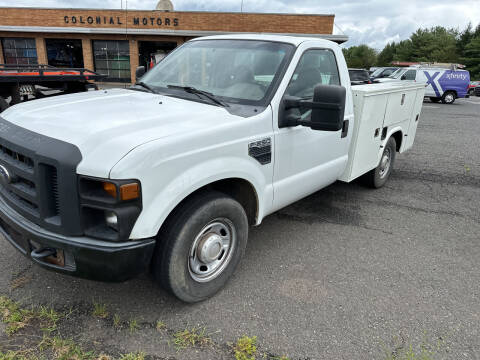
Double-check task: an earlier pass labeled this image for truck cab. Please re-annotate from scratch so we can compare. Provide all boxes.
[0,35,424,302]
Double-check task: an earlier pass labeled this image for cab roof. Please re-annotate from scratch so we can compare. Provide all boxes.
[189,34,339,48]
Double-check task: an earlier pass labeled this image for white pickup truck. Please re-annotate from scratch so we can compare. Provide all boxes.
[0,35,425,302]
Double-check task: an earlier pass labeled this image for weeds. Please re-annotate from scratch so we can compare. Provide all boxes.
[92,303,109,319]
[118,353,145,360]
[128,319,140,333]
[383,333,448,360]
[233,336,257,360]
[113,314,121,329]
[156,320,166,331]
[172,327,211,350]
[0,296,34,335]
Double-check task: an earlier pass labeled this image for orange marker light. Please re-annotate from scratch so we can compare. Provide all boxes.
[103,182,117,198]
[120,183,140,201]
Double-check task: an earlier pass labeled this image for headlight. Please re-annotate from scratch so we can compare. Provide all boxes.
[78,176,142,242]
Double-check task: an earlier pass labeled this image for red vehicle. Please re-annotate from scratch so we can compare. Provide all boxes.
[468,81,479,96]
[0,64,105,112]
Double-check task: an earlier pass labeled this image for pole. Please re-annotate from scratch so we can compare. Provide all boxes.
[241,0,244,12]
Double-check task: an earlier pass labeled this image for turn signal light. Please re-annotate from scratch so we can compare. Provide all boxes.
[103,182,117,198]
[120,183,140,201]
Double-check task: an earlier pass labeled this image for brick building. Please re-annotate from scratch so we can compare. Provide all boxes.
[0,4,347,84]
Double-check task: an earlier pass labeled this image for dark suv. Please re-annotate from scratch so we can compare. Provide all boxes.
[348,69,372,85]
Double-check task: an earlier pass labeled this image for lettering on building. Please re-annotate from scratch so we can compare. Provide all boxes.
[63,15,179,27]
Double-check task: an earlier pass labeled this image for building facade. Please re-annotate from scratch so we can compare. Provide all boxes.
[0,6,347,84]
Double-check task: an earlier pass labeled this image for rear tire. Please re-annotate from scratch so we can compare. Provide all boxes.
[441,91,456,104]
[152,191,248,303]
[429,97,441,103]
[0,97,8,113]
[363,137,396,189]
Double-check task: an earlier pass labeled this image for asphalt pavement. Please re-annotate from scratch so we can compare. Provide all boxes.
[0,96,479,359]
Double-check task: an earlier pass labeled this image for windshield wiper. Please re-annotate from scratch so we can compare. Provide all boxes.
[167,85,228,107]
[133,81,157,94]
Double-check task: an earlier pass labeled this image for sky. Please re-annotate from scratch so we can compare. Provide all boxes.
[1,0,479,50]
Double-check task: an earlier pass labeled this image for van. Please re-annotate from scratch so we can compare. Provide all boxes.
[378,66,470,104]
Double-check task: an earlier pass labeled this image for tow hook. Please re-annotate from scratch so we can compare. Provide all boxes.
[31,248,56,260]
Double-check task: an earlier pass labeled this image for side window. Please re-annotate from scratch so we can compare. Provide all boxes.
[403,70,417,80]
[286,49,340,99]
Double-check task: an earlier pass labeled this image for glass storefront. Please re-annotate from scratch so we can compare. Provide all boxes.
[93,40,131,82]
[46,39,84,68]
[2,38,38,65]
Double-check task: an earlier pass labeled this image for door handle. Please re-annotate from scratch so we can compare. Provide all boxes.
[341,120,349,138]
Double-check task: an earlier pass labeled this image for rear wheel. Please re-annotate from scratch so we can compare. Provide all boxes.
[441,91,456,104]
[363,137,396,189]
[468,89,474,96]
[429,97,441,103]
[152,192,248,303]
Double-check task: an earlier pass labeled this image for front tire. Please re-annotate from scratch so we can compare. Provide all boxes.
[441,91,456,104]
[152,192,248,303]
[363,137,396,188]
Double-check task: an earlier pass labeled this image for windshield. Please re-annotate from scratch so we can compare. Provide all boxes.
[140,40,294,105]
[371,68,384,77]
[389,68,407,79]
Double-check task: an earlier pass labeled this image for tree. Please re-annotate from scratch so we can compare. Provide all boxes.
[462,37,480,80]
[342,45,377,69]
[376,42,396,66]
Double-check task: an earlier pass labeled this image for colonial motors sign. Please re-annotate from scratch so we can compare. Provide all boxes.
[63,14,179,27]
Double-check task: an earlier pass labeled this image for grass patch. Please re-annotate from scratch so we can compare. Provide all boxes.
[383,333,448,360]
[92,303,109,319]
[172,327,211,350]
[128,319,140,333]
[118,353,145,360]
[113,314,121,329]
[0,296,35,335]
[156,320,166,331]
[233,336,257,360]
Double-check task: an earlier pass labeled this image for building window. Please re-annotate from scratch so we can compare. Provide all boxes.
[93,40,131,82]
[2,38,38,65]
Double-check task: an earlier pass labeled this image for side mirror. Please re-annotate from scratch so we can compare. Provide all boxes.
[135,66,146,81]
[281,85,346,131]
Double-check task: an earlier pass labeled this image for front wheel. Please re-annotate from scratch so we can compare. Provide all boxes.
[363,137,396,189]
[441,91,456,104]
[152,192,248,303]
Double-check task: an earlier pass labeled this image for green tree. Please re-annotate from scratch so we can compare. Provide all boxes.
[462,37,480,79]
[342,45,377,69]
[376,42,397,66]
[409,27,458,62]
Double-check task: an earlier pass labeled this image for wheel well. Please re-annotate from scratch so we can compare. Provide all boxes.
[444,90,457,97]
[391,131,403,152]
[165,178,259,227]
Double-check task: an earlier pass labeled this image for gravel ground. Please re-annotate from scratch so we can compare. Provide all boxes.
[0,96,479,360]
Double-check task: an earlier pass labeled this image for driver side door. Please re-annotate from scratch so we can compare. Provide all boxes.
[272,48,351,211]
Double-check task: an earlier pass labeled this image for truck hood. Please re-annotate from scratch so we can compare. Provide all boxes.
[1,88,237,178]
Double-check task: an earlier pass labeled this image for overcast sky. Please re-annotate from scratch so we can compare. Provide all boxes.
[1,0,479,49]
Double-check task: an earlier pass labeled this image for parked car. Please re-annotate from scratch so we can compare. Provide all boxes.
[348,68,372,85]
[370,67,399,80]
[468,81,479,96]
[377,66,470,104]
[475,86,480,97]
[0,34,425,302]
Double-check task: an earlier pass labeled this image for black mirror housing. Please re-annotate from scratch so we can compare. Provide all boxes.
[281,85,346,131]
[135,66,146,81]
[310,84,346,131]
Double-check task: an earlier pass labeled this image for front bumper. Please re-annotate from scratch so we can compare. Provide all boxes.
[0,195,155,282]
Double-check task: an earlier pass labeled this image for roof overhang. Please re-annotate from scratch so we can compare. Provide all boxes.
[0,25,348,44]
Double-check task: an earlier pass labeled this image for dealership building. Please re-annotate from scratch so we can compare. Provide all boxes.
[0,1,347,84]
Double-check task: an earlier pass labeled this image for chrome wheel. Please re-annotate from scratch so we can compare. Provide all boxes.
[379,148,391,179]
[188,219,236,283]
[444,93,454,103]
